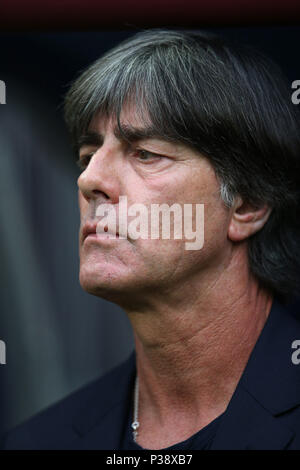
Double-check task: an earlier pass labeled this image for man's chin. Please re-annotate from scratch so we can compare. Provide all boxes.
[79,270,134,302]
[80,273,119,292]
[81,283,142,310]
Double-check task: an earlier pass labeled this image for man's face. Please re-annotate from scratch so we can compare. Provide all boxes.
[77,108,233,304]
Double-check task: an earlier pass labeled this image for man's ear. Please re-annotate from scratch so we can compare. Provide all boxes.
[228,196,272,242]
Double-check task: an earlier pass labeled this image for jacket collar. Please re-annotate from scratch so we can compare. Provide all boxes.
[71,352,136,449]
[72,299,300,449]
[211,298,300,449]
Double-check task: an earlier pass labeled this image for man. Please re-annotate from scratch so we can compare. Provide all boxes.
[2,29,300,450]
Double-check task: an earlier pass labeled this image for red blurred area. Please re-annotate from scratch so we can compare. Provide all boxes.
[0,0,300,29]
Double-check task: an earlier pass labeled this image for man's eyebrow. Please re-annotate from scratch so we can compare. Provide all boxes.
[77,131,103,150]
[77,125,174,151]
[113,124,167,143]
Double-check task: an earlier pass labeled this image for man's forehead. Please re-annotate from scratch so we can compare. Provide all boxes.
[80,107,204,158]
[89,105,150,133]
[78,123,205,163]
[80,122,164,147]
[80,109,179,149]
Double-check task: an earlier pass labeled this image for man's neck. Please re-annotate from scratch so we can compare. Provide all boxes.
[125,248,273,449]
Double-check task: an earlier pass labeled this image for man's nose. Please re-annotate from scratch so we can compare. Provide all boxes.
[77,146,121,204]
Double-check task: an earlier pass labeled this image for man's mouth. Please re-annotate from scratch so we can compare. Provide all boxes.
[82,222,120,242]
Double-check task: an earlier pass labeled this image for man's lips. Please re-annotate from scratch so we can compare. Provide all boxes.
[82,222,120,242]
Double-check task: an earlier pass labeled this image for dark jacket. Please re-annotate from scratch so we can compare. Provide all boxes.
[2,298,300,450]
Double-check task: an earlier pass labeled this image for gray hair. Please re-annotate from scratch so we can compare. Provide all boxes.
[64,29,300,300]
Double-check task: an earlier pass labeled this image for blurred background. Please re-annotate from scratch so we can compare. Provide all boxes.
[0,26,300,437]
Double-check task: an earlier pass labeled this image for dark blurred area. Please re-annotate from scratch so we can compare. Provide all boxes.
[1,0,300,29]
[0,27,300,437]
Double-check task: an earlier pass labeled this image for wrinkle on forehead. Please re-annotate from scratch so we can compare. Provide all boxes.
[87,104,194,157]
[88,100,152,134]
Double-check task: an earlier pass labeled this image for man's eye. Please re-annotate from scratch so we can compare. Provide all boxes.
[135,149,162,163]
[76,154,94,171]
